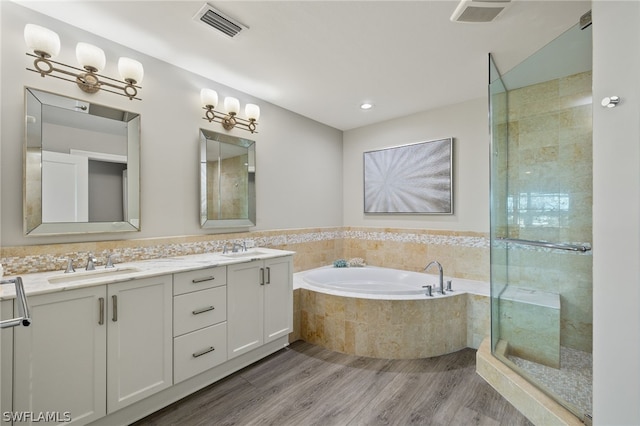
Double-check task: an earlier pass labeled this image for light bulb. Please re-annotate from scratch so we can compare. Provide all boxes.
[24,24,60,58]
[245,104,260,121]
[224,97,240,115]
[201,89,219,108]
[76,42,106,73]
[118,57,144,84]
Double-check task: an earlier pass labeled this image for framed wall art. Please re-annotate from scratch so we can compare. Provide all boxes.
[363,137,453,214]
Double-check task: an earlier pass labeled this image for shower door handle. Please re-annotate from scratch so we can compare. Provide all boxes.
[497,237,591,252]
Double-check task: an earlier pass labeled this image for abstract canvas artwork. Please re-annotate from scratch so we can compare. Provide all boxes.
[363,138,453,214]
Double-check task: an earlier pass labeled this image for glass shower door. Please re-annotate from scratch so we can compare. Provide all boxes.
[489,22,593,420]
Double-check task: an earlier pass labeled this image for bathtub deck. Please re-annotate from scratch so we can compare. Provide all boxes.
[134,340,532,426]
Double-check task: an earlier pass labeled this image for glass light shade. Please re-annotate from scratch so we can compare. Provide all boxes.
[118,57,144,84]
[200,89,218,108]
[24,24,60,58]
[245,104,260,121]
[76,42,106,72]
[224,97,240,115]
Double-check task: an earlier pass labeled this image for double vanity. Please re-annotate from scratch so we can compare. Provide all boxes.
[0,248,293,426]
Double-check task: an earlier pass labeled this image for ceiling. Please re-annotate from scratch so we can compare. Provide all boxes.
[15,1,591,131]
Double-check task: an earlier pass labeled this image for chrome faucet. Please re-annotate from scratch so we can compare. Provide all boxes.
[105,253,116,269]
[64,258,76,273]
[222,242,232,254]
[424,260,444,294]
[233,242,246,253]
[86,253,97,271]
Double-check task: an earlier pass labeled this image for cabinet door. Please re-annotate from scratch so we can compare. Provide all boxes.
[264,256,293,343]
[13,286,107,426]
[227,260,264,359]
[106,275,172,413]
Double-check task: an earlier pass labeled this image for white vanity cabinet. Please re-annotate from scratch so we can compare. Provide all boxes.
[12,275,172,425]
[227,256,293,359]
[13,286,107,425]
[173,267,228,383]
[106,276,173,413]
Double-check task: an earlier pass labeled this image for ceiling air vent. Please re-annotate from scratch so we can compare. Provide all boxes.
[450,0,511,23]
[193,3,248,38]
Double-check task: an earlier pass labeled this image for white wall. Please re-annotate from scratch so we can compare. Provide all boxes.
[343,97,489,232]
[0,2,343,247]
[592,1,640,424]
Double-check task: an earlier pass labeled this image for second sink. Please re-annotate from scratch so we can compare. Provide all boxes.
[48,267,141,284]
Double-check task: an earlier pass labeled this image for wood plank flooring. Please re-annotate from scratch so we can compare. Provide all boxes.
[133,341,532,426]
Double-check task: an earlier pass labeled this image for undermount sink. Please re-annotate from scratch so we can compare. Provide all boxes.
[219,249,270,259]
[48,267,141,284]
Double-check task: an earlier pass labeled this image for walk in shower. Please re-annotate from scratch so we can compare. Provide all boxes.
[489,19,593,421]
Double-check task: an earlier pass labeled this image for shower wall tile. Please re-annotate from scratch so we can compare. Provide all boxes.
[501,70,593,354]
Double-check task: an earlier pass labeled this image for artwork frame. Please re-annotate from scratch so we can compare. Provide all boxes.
[363,137,453,214]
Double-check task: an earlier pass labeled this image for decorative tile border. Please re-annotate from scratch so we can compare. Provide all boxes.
[0,227,489,275]
[343,228,489,248]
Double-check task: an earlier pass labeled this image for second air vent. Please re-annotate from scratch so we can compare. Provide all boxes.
[194,4,247,38]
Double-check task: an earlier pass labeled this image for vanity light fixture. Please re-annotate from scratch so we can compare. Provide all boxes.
[24,24,144,100]
[201,88,260,133]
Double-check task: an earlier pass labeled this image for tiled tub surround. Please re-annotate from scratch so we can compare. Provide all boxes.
[294,267,490,359]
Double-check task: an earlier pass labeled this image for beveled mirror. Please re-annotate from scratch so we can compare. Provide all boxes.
[200,129,255,229]
[24,87,141,235]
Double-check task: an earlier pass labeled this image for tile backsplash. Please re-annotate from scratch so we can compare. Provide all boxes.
[1,227,490,280]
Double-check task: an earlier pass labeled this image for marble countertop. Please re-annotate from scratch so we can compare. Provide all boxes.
[0,248,295,300]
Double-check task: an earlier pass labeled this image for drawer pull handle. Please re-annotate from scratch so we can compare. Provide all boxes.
[192,276,215,284]
[192,306,215,315]
[192,346,215,358]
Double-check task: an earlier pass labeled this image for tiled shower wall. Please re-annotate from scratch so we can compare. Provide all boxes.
[500,70,593,353]
[1,227,489,279]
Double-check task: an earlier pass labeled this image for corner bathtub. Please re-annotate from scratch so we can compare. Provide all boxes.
[294,266,490,359]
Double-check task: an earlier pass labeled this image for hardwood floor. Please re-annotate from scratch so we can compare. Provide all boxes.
[133,341,532,426]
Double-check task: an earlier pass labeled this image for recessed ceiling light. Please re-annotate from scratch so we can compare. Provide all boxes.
[360,103,373,110]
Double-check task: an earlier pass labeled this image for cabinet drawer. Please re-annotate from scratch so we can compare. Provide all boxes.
[173,266,226,295]
[173,322,227,383]
[173,286,226,336]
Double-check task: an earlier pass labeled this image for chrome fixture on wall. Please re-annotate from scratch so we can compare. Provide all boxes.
[24,24,144,100]
[201,89,259,134]
[601,96,620,108]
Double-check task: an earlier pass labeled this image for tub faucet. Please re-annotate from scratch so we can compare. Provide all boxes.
[86,253,97,271]
[424,261,444,294]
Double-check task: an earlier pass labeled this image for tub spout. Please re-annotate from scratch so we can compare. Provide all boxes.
[424,261,444,294]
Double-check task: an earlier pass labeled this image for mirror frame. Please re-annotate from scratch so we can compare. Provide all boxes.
[199,128,256,229]
[24,87,141,235]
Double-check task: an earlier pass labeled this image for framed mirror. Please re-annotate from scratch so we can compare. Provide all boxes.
[200,129,255,229]
[24,87,141,235]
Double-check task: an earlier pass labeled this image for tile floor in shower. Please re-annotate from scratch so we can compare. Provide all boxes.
[508,346,592,417]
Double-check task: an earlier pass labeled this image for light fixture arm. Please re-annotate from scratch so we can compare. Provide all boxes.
[26,53,141,100]
[202,106,258,134]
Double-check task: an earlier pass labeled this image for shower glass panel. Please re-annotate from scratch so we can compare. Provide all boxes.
[489,22,592,420]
